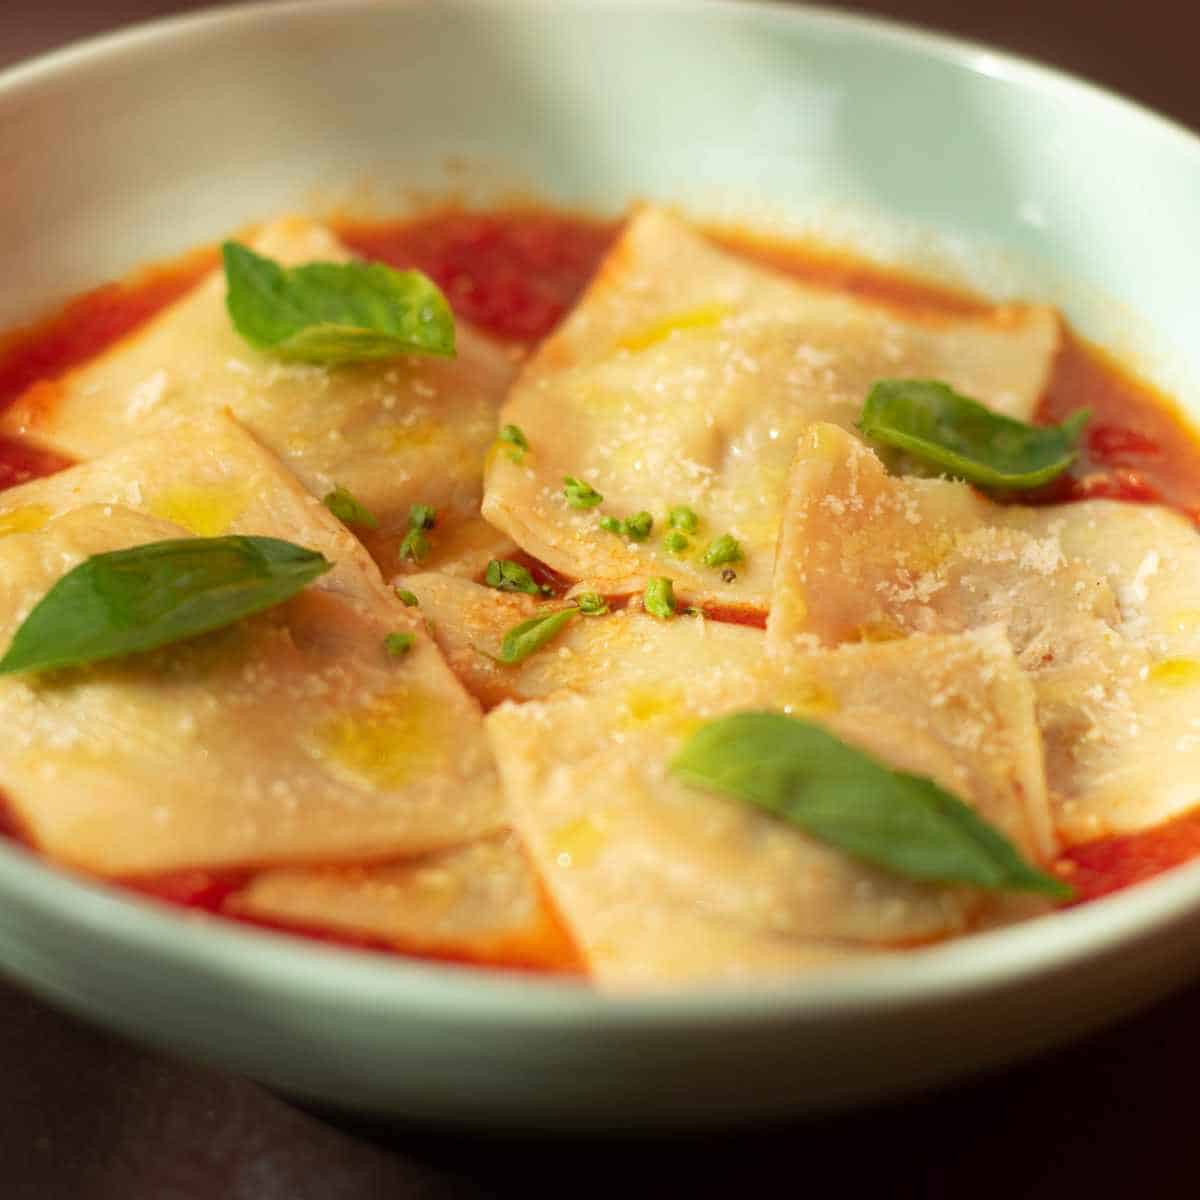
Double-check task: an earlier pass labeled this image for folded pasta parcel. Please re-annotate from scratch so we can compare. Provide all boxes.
[483,206,1059,608]
[487,623,1058,989]
[770,422,1200,843]
[0,413,503,877]
[0,217,518,575]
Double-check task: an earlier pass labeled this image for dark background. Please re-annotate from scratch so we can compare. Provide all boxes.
[2,3,1199,1197]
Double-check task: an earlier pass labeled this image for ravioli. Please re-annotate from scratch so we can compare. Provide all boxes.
[483,207,1060,607]
[770,423,1200,841]
[0,217,518,577]
[229,833,578,971]
[0,415,503,876]
[487,626,1054,988]
[403,572,765,707]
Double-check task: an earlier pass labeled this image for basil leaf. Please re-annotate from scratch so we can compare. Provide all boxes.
[672,711,1070,897]
[223,242,455,365]
[858,379,1089,490]
[498,609,577,664]
[0,536,332,676]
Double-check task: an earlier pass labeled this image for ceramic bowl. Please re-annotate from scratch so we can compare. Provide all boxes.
[1,0,1199,1129]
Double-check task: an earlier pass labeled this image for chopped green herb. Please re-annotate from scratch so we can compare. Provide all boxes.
[575,591,609,616]
[702,534,743,568]
[662,530,690,555]
[394,588,419,607]
[384,631,415,657]
[398,529,431,563]
[599,511,654,541]
[623,511,653,542]
[858,379,1089,490]
[485,559,547,596]
[222,242,455,365]
[408,504,437,531]
[644,577,676,620]
[398,504,436,563]
[672,712,1072,897]
[564,476,604,509]
[0,536,332,676]
[322,485,379,529]
[497,609,578,664]
[498,424,529,462]
[667,505,699,534]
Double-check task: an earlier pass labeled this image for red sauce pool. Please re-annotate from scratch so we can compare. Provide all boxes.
[1,206,1199,958]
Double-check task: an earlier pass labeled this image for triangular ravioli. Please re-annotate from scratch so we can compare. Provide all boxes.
[403,571,765,707]
[487,626,1054,988]
[0,414,503,876]
[228,833,579,972]
[483,207,1060,608]
[770,423,1200,841]
[0,217,518,577]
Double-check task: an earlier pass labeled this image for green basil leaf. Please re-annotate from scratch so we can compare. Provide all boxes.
[671,711,1071,897]
[498,609,578,664]
[222,242,455,365]
[858,379,1089,489]
[0,536,332,676]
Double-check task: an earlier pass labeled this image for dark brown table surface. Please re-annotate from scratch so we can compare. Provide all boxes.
[2,2,1198,1196]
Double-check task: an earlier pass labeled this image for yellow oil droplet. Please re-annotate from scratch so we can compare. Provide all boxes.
[908,532,956,576]
[150,484,249,537]
[617,304,728,353]
[372,420,448,454]
[777,675,840,717]
[317,686,451,790]
[549,814,608,869]
[807,423,843,461]
[622,684,702,740]
[1149,659,1200,688]
[0,505,51,537]
[852,618,906,643]
[778,586,808,627]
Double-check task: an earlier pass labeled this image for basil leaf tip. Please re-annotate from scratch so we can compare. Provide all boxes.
[0,535,332,676]
[222,241,456,365]
[671,711,1071,898]
[858,379,1089,490]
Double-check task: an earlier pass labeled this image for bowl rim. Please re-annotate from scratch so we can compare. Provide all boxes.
[2,0,1200,1027]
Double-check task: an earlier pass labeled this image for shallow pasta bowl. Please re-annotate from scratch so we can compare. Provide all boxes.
[1,0,1200,1128]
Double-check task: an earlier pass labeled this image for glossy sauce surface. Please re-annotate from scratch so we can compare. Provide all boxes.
[1,206,1199,955]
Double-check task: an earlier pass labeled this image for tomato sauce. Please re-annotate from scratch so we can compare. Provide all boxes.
[339,208,616,344]
[1,206,1199,957]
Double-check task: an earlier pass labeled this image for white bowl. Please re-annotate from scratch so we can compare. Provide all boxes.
[2,0,1200,1129]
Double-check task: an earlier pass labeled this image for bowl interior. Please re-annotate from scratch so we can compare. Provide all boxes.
[2,0,1200,1125]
